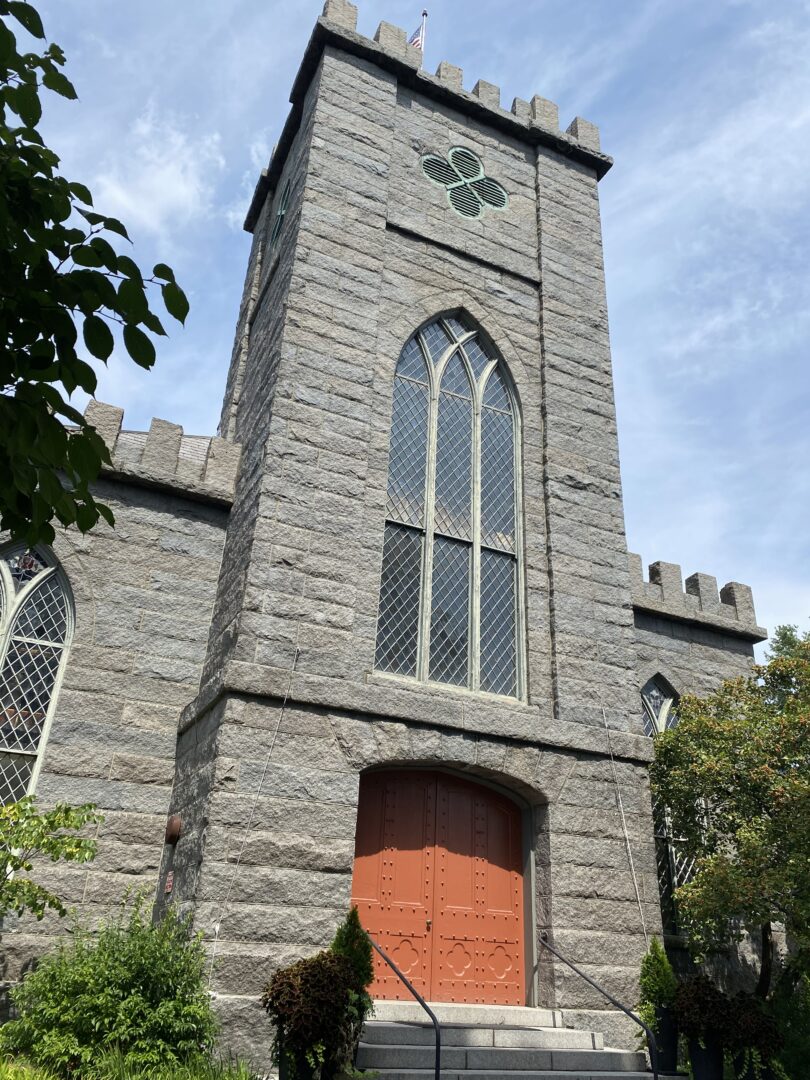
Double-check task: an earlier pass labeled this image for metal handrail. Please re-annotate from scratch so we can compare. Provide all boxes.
[537,931,659,1080]
[362,929,441,1080]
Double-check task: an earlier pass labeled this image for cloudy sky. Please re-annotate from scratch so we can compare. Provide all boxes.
[33,0,810,649]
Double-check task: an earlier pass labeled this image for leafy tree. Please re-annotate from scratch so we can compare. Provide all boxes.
[767,623,810,661]
[1,0,188,547]
[650,630,810,997]
[0,796,101,920]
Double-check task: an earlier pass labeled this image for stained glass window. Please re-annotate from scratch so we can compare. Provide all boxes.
[0,546,72,804]
[374,316,522,696]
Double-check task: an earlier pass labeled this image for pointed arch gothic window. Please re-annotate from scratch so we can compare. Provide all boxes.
[0,546,72,804]
[374,314,522,697]
[641,675,695,933]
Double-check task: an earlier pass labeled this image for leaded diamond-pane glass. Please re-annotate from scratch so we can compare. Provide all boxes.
[480,550,516,696]
[374,524,423,677]
[0,641,60,752]
[443,315,469,341]
[481,406,515,552]
[421,322,452,364]
[440,353,471,398]
[13,576,68,643]
[482,368,511,412]
[429,537,470,686]
[386,377,429,527]
[434,378,472,540]
[0,752,33,805]
[464,338,490,380]
[397,338,429,382]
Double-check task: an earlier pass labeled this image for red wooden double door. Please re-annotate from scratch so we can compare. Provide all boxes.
[350,769,526,1005]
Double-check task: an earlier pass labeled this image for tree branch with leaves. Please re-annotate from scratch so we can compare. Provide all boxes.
[650,627,810,995]
[1,0,188,546]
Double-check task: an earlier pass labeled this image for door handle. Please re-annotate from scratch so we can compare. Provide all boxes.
[426,919,432,930]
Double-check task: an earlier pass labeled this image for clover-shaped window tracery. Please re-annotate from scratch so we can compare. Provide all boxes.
[421,147,508,220]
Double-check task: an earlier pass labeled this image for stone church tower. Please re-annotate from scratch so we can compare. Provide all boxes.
[0,0,766,1070]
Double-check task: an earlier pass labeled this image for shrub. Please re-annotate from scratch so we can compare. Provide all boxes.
[0,898,217,1075]
[672,973,732,1044]
[262,950,358,1079]
[637,938,677,1032]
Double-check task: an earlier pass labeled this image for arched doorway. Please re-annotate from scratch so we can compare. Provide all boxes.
[351,768,526,1005]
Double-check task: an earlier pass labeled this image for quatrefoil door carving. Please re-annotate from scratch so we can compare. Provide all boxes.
[351,768,526,1005]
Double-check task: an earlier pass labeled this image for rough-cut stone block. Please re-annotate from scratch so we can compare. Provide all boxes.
[141,417,182,475]
[720,581,758,624]
[511,97,531,121]
[204,437,242,493]
[472,79,500,110]
[648,560,683,605]
[685,571,720,612]
[435,60,463,91]
[531,95,560,129]
[566,116,601,150]
[373,21,419,67]
[84,400,123,456]
[320,0,357,31]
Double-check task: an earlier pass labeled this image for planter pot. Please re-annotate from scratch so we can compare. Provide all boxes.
[688,1035,724,1080]
[733,1050,777,1080]
[654,1005,680,1074]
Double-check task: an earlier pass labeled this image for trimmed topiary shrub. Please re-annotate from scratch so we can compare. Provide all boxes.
[0,899,217,1075]
[262,906,375,1080]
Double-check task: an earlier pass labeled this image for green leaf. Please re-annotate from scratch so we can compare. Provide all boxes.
[41,66,77,100]
[153,262,176,283]
[117,254,143,285]
[123,324,156,369]
[102,216,130,241]
[10,80,42,127]
[117,277,147,322]
[88,235,118,271]
[8,1,45,39]
[96,502,115,527]
[141,309,167,337]
[71,245,103,268]
[161,281,189,325]
[82,315,114,362]
[0,21,16,67]
[68,181,93,205]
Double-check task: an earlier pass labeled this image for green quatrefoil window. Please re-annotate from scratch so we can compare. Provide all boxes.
[421,147,508,220]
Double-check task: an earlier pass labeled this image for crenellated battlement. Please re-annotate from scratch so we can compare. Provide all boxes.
[629,553,767,642]
[84,400,241,506]
[244,0,610,231]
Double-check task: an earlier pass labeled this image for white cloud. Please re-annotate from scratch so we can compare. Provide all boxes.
[92,102,226,241]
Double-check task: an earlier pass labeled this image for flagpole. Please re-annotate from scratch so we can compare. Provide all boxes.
[421,10,428,58]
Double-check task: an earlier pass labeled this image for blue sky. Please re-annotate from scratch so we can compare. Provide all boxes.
[34,0,810,649]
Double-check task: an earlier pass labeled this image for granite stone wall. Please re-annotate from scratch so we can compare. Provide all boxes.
[0,465,231,998]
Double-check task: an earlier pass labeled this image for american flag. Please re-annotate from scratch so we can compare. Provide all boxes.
[408,24,424,50]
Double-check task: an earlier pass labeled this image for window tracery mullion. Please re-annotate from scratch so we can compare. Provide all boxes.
[417,339,440,683]
[470,366,483,692]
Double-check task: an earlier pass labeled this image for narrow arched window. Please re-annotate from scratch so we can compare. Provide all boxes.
[641,675,677,736]
[0,546,72,804]
[641,675,694,932]
[375,314,522,697]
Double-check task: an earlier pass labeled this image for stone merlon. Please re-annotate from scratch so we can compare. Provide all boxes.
[84,400,241,507]
[244,0,610,231]
[629,553,767,643]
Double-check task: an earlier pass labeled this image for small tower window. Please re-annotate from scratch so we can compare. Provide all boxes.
[0,546,73,804]
[374,315,522,697]
[641,675,695,933]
